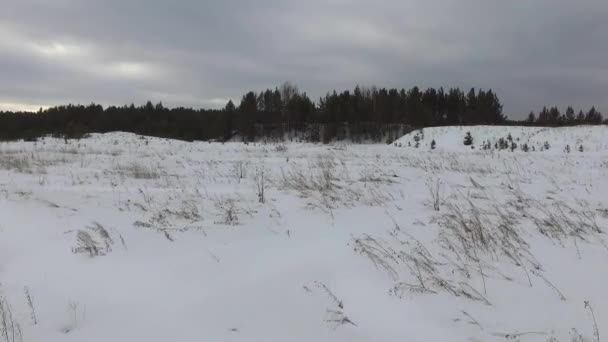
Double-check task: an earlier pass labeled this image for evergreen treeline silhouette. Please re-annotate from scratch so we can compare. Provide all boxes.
[524,106,604,126]
[0,83,603,142]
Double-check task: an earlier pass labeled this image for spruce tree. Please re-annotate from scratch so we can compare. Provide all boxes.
[463,132,473,146]
[565,107,575,124]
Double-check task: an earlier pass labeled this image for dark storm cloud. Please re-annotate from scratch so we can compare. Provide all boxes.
[1,0,607,117]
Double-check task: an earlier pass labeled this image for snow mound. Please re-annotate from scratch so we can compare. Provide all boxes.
[394,125,608,152]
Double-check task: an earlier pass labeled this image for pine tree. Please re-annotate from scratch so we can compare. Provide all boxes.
[537,106,550,124]
[549,107,561,125]
[576,110,585,124]
[414,133,421,144]
[222,101,236,141]
[463,132,473,146]
[465,88,477,124]
[585,107,603,124]
[498,138,508,150]
[224,100,236,112]
[565,106,575,124]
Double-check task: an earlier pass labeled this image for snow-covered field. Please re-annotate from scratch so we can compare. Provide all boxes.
[0,126,607,342]
[395,125,608,153]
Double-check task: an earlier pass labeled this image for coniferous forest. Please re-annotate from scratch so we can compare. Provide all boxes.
[0,82,604,143]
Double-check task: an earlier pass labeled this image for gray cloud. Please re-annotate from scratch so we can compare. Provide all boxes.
[1,0,607,118]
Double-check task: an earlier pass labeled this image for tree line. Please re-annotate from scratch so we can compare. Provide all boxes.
[0,82,603,142]
[524,106,604,126]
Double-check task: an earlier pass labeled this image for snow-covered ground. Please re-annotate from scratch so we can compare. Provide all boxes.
[395,125,608,153]
[0,126,607,341]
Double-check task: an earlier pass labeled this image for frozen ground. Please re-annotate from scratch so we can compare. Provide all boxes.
[395,125,608,153]
[0,126,607,341]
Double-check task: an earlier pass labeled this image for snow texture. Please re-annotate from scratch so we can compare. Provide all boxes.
[0,126,607,341]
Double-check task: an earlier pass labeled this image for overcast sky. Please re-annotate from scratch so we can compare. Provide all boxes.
[1,0,606,118]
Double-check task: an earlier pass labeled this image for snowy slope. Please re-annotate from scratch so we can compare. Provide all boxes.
[395,125,608,153]
[0,129,606,341]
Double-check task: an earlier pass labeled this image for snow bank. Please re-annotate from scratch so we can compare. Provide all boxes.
[394,125,608,152]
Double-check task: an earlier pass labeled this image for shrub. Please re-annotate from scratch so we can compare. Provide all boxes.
[463,132,473,146]
[498,138,508,150]
[274,144,288,152]
[115,162,160,179]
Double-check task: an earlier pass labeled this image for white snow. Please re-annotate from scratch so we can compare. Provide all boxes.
[395,125,608,153]
[0,127,607,341]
